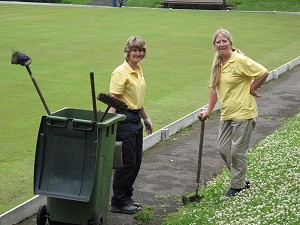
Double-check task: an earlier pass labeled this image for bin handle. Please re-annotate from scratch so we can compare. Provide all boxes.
[46,116,67,128]
[72,119,94,131]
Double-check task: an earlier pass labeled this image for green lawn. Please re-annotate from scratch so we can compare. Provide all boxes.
[125,0,300,11]
[0,3,300,214]
[228,0,300,12]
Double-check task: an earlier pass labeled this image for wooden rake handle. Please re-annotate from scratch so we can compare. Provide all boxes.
[195,117,205,196]
[89,72,98,122]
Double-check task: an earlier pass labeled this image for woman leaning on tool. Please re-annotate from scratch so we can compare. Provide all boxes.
[108,36,153,214]
[199,28,269,199]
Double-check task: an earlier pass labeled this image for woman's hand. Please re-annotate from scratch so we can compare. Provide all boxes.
[250,71,269,98]
[143,118,153,134]
[199,110,209,120]
[250,89,261,97]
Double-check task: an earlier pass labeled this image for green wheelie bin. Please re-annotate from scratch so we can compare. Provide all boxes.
[34,108,125,225]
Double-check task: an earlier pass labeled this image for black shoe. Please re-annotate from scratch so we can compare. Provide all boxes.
[129,198,142,208]
[221,188,243,200]
[244,180,251,189]
[110,204,140,214]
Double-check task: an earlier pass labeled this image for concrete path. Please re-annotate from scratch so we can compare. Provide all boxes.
[16,64,300,225]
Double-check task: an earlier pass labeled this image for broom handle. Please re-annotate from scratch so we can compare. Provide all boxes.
[100,106,110,122]
[26,65,51,115]
[196,118,205,195]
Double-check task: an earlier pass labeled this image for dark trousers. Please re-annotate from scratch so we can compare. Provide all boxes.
[111,110,143,207]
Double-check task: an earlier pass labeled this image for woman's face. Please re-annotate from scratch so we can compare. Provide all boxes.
[214,33,232,55]
[128,48,145,64]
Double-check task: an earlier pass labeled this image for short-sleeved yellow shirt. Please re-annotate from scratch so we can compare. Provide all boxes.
[217,51,267,120]
[110,61,146,110]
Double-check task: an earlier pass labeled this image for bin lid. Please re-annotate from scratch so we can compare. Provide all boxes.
[34,116,98,202]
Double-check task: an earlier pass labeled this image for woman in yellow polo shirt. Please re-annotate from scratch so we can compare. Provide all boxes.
[199,28,269,199]
[108,36,153,214]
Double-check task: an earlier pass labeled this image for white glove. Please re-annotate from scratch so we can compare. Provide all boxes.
[143,118,153,135]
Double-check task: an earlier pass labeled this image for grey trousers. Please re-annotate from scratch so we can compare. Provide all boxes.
[218,119,256,189]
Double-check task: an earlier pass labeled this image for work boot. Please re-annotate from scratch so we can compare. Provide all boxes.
[110,204,140,214]
[220,188,243,200]
[129,198,142,208]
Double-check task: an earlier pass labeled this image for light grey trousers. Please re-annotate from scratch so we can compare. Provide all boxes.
[218,119,256,189]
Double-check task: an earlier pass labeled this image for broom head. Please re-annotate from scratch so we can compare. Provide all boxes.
[11,51,32,66]
[97,93,128,111]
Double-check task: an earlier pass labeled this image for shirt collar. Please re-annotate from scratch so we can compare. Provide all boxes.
[229,50,238,63]
[123,60,141,75]
[221,50,237,69]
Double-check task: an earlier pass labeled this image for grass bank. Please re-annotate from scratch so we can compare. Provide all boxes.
[125,0,300,12]
[227,0,300,12]
[163,113,300,224]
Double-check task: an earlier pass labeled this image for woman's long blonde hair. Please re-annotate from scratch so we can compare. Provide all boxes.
[210,28,236,88]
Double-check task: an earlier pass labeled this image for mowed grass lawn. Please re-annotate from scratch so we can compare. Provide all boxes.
[0,3,300,214]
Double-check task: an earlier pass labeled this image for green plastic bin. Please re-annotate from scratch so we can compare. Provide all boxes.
[34,108,125,225]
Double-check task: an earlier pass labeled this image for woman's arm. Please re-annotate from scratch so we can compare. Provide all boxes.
[199,87,218,120]
[141,106,153,134]
[108,93,121,113]
[250,71,269,97]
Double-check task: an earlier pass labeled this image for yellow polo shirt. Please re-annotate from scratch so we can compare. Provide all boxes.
[110,61,146,110]
[217,51,267,120]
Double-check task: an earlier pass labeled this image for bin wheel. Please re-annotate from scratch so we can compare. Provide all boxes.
[92,213,103,225]
[36,205,48,225]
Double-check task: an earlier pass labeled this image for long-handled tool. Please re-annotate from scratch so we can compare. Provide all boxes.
[97,93,128,122]
[89,71,98,122]
[11,51,51,115]
[182,116,205,205]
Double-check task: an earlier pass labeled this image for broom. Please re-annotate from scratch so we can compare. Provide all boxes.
[11,51,51,115]
[97,93,128,122]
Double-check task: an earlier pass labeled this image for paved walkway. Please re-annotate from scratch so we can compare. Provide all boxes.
[16,63,300,225]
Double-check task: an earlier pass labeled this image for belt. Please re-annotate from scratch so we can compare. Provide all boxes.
[116,109,141,114]
[127,109,141,114]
